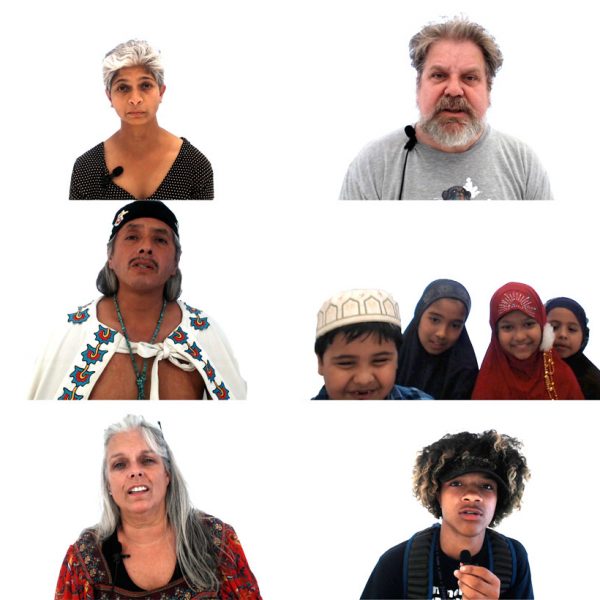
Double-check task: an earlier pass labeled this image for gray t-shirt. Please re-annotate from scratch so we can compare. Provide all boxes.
[340,125,552,200]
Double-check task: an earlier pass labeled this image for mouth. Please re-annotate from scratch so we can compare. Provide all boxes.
[128,485,149,495]
[130,258,158,270]
[346,389,380,400]
[459,508,483,520]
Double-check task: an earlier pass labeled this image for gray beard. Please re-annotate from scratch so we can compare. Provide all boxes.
[419,113,485,148]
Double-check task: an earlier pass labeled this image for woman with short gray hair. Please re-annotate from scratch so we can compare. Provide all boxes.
[55,415,261,598]
[69,40,213,200]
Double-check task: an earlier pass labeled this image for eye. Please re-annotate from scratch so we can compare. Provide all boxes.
[334,360,355,369]
[142,457,156,465]
[481,483,495,491]
[372,357,392,366]
[431,72,446,80]
[141,81,155,90]
[448,480,462,487]
[524,320,537,329]
[429,316,440,324]
[125,234,138,241]
[451,321,463,330]
[499,324,512,332]
[111,461,126,470]
[156,236,168,245]
[115,84,130,93]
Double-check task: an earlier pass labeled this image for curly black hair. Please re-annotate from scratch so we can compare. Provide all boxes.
[412,430,530,527]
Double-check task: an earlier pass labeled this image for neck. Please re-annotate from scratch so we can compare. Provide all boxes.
[439,521,486,560]
[415,123,482,154]
[114,287,167,314]
[114,122,164,151]
[120,511,170,546]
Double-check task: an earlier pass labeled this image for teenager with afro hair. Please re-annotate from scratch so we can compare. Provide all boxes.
[361,430,533,599]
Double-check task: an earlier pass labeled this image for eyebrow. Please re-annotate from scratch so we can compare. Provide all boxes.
[108,449,156,461]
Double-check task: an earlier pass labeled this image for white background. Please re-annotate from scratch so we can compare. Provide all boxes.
[1,0,599,598]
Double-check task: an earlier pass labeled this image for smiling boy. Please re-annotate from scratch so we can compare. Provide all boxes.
[313,289,432,400]
[361,431,533,599]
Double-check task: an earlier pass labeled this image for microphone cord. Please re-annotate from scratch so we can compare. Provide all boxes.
[399,125,417,200]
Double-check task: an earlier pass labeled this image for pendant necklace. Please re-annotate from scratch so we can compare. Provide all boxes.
[113,295,167,399]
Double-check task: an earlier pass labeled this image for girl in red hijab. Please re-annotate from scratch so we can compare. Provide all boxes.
[472,282,584,399]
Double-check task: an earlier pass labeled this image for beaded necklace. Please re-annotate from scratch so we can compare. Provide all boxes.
[113,295,167,400]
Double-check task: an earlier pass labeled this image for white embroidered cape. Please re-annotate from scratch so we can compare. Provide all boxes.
[30,298,246,400]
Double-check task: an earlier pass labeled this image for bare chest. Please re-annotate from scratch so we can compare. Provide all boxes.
[89,354,206,399]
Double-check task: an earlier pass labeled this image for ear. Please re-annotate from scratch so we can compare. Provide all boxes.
[159,85,166,100]
[106,89,112,105]
[317,356,324,376]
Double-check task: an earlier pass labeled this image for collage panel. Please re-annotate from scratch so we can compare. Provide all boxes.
[4,401,598,598]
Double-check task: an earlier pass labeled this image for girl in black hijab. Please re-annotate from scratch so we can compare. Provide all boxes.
[545,297,600,399]
[396,279,479,399]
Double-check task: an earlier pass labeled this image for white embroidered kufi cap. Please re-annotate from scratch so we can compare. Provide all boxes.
[316,289,401,338]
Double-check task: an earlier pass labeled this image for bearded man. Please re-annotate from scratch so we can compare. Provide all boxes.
[340,18,552,200]
[30,201,246,400]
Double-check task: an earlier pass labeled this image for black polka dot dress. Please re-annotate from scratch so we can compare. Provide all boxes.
[69,138,214,200]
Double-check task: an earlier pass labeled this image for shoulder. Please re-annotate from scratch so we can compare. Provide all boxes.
[355,128,409,160]
[486,128,541,160]
[391,385,434,400]
[179,138,212,168]
[361,540,409,599]
[73,143,104,168]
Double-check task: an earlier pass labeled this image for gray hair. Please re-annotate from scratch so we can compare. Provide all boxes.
[103,39,165,92]
[98,415,221,592]
[409,17,503,90]
[96,231,183,301]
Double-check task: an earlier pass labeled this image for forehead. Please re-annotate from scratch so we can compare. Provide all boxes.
[497,310,536,324]
[325,331,397,359]
[423,39,486,71]
[422,298,467,320]
[107,429,153,456]
[547,306,579,324]
[112,65,156,84]
[116,217,173,239]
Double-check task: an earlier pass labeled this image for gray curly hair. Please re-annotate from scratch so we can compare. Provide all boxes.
[103,39,165,91]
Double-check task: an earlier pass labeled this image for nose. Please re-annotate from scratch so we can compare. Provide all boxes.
[138,241,153,254]
[352,367,376,386]
[557,326,568,340]
[513,327,527,342]
[128,92,143,105]
[434,324,448,341]
[444,74,464,97]
[462,486,482,502]
[129,470,143,478]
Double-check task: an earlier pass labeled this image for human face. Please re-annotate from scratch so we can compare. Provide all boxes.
[108,218,178,295]
[417,40,490,150]
[106,429,170,520]
[318,333,398,399]
[439,472,497,543]
[497,310,542,360]
[418,298,467,355]
[107,66,165,124]
[547,307,584,359]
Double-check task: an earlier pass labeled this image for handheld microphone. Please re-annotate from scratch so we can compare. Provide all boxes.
[101,166,124,188]
[459,549,473,565]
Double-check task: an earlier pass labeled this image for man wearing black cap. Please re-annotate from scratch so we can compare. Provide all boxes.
[30,201,245,400]
[361,431,533,599]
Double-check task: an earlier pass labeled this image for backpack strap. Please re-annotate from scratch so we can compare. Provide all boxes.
[486,529,516,595]
[404,525,516,599]
[403,524,439,599]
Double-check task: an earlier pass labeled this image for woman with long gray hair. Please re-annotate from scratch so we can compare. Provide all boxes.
[55,415,261,599]
[69,39,213,200]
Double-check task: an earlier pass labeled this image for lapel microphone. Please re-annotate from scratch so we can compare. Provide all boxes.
[399,125,418,199]
[101,166,124,188]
